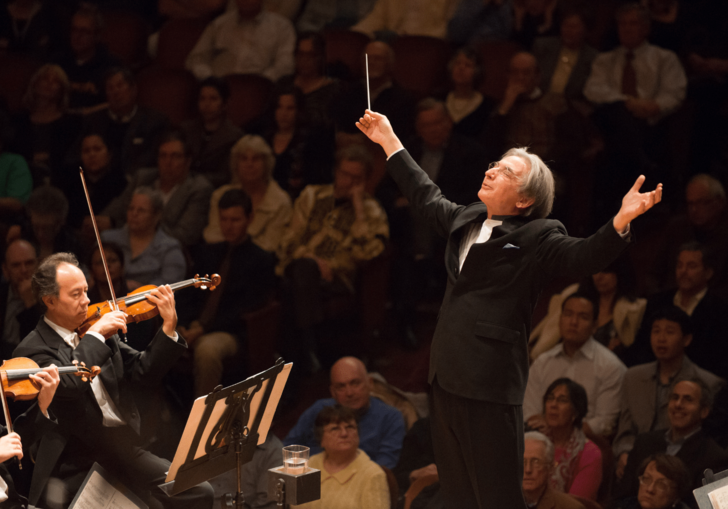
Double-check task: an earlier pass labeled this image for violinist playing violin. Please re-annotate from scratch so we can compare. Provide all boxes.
[0,365,59,509]
[13,252,214,509]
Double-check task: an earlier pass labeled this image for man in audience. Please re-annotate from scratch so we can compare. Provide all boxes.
[523,293,627,436]
[648,175,728,298]
[49,5,120,114]
[78,67,169,175]
[101,131,213,247]
[523,432,586,509]
[615,378,728,501]
[352,0,461,38]
[185,0,296,82]
[632,242,728,376]
[283,356,405,469]
[277,146,388,371]
[0,239,41,359]
[614,305,725,480]
[177,189,276,397]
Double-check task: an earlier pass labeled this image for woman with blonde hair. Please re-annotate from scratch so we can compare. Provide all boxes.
[203,135,292,251]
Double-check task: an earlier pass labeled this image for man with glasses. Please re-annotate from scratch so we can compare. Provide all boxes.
[357,110,662,508]
[523,432,585,509]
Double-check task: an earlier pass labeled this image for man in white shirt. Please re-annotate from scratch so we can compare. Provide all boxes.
[523,292,627,436]
[352,0,460,39]
[185,0,295,81]
[13,252,214,508]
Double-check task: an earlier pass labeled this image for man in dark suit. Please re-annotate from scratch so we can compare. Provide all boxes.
[13,253,214,508]
[356,110,662,507]
[615,378,728,507]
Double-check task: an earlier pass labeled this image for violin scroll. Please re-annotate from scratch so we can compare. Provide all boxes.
[71,360,102,383]
[193,274,221,291]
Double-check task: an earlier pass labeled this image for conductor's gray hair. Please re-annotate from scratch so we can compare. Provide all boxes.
[688,174,725,201]
[503,147,555,218]
[524,431,555,465]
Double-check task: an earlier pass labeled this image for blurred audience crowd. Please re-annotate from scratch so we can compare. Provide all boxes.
[1,0,728,507]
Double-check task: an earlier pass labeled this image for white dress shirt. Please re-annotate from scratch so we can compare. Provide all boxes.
[458,219,503,271]
[584,42,687,122]
[523,338,627,435]
[673,287,707,316]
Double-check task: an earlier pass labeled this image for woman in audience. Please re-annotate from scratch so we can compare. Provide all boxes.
[203,135,291,251]
[609,454,692,509]
[87,241,129,303]
[530,255,646,361]
[101,186,186,289]
[11,64,81,182]
[180,76,243,188]
[294,405,390,509]
[443,47,495,139]
[533,378,603,501]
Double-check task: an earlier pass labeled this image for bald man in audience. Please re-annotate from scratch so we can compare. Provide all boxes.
[283,356,406,469]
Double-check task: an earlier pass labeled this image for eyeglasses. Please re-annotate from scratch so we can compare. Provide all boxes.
[524,458,547,470]
[323,424,357,435]
[638,475,675,494]
[487,161,519,181]
[545,394,571,405]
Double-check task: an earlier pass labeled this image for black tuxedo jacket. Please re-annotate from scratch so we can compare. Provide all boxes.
[387,149,630,405]
[0,282,42,360]
[12,318,187,506]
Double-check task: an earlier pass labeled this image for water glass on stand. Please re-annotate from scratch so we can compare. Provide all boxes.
[283,445,310,474]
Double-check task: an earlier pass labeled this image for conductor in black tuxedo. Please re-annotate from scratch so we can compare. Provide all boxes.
[356,110,663,508]
[13,253,214,509]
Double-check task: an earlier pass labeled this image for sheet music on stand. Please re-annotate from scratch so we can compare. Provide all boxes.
[69,463,148,509]
[159,358,291,497]
[694,468,728,508]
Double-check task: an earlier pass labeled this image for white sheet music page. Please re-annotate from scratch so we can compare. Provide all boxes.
[73,471,139,509]
[710,483,728,508]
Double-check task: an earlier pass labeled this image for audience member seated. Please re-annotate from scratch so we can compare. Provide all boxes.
[527,378,603,501]
[443,48,496,139]
[448,0,512,45]
[512,0,559,49]
[614,378,728,504]
[632,242,728,377]
[204,135,292,250]
[185,0,296,82]
[277,146,388,369]
[284,357,405,469]
[277,32,339,129]
[55,132,126,231]
[0,239,41,359]
[101,187,186,288]
[296,0,375,32]
[584,3,686,186]
[647,175,728,298]
[181,77,243,189]
[292,405,390,509]
[177,189,276,397]
[352,0,460,39]
[0,0,57,56]
[393,416,442,509]
[260,86,334,199]
[523,431,586,509]
[0,365,60,508]
[530,256,646,362]
[524,293,627,437]
[333,41,416,142]
[10,64,82,181]
[613,306,725,482]
[103,131,214,247]
[48,5,121,114]
[532,10,598,105]
[0,114,33,222]
[610,454,692,509]
[77,67,169,176]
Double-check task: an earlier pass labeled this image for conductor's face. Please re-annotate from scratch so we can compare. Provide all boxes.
[478,156,531,216]
[44,263,90,330]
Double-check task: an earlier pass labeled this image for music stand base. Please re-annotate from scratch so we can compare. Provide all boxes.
[267,467,321,507]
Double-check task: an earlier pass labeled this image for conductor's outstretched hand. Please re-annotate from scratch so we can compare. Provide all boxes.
[613,175,663,232]
[356,110,404,157]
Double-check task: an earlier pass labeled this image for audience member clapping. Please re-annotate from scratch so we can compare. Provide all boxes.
[292,405,390,509]
[101,186,186,288]
[527,379,603,501]
[613,306,725,481]
[180,77,243,189]
[185,0,296,81]
[523,431,586,509]
[524,293,626,437]
[284,357,405,469]
[444,48,496,139]
[204,135,292,250]
[610,454,692,509]
[614,378,728,505]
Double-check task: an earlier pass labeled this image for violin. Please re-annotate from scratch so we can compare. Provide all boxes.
[77,274,221,338]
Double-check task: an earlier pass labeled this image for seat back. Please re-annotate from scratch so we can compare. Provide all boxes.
[391,36,452,100]
[478,40,522,101]
[136,67,198,126]
[101,10,151,69]
[571,494,603,509]
[156,17,211,70]
[404,473,439,509]
[224,74,274,128]
[324,29,371,80]
[380,465,399,509]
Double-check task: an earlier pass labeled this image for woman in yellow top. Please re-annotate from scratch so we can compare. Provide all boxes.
[294,405,390,509]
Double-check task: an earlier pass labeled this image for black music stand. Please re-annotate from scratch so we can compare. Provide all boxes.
[159,358,291,509]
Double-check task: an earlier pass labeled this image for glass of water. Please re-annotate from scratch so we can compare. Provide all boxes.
[282,445,309,474]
